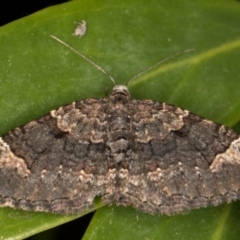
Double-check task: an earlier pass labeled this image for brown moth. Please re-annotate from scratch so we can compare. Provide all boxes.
[0,36,239,216]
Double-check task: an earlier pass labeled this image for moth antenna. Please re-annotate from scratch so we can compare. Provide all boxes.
[50,35,116,86]
[126,49,195,86]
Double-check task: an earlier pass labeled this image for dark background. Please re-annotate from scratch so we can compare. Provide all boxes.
[1,0,94,239]
[0,0,66,26]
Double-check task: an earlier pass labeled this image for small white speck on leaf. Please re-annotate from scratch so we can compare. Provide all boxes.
[72,20,87,38]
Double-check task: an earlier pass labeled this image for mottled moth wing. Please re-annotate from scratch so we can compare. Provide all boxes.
[120,100,240,215]
[0,85,240,215]
[0,98,114,214]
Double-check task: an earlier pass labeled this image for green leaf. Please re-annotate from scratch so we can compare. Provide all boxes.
[84,203,240,240]
[0,207,84,240]
[0,0,240,239]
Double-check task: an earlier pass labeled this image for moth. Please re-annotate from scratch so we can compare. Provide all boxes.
[0,36,239,216]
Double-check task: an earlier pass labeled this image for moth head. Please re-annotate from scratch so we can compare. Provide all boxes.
[111,85,130,96]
